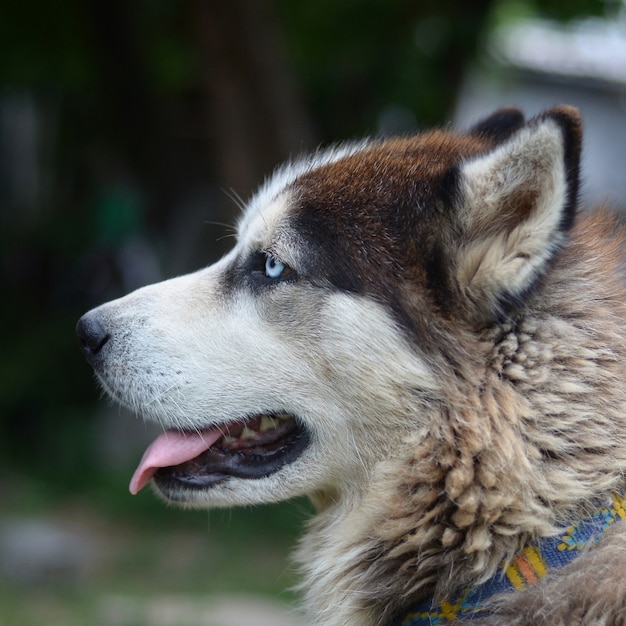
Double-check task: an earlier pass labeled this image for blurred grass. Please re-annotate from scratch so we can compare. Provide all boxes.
[0,474,312,626]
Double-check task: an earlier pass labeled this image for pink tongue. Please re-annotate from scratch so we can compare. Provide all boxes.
[129,429,222,495]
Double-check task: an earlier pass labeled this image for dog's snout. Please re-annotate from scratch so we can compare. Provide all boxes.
[76,313,110,364]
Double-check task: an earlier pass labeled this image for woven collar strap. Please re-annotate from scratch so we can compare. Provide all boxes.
[394,492,626,625]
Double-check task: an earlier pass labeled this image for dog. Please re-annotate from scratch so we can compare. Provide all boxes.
[77,105,626,625]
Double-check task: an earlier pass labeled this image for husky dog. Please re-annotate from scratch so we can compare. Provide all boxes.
[77,106,626,625]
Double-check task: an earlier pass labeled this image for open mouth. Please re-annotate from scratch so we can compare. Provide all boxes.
[129,413,310,497]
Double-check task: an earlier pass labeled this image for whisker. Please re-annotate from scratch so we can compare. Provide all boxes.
[221,187,248,215]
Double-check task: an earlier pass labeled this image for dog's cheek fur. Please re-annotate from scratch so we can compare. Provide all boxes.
[187,289,445,510]
[271,289,442,477]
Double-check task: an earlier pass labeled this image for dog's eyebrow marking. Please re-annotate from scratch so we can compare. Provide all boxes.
[237,190,293,253]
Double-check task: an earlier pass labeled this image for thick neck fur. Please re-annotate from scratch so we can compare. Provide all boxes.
[295,211,626,626]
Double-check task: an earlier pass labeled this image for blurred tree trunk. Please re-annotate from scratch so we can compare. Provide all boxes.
[189,0,315,204]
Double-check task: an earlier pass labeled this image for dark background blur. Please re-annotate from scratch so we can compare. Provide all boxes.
[0,1,622,624]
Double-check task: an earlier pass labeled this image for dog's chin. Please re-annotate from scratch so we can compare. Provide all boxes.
[149,414,311,503]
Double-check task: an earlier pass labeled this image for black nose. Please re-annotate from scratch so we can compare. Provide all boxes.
[76,313,110,364]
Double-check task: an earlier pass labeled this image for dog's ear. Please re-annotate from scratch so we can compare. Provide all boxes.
[452,105,582,323]
[467,106,526,143]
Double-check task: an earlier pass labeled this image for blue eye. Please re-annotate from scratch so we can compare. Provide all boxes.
[265,255,286,279]
[250,251,295,284]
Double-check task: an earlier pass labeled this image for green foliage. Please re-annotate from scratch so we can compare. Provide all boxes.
[1,478,311,624]
[0,0,95,89]
[278,0,481,135]
[489,0,605,30]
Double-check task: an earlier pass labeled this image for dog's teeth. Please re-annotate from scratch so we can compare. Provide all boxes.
[241,426,257,439]
[223,435,236,445]
[260,416,277,431]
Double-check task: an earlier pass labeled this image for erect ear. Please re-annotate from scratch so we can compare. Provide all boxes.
[452,105,582,323]
[467,106,526,144]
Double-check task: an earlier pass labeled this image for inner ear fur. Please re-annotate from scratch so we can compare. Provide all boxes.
[452,105,582,323]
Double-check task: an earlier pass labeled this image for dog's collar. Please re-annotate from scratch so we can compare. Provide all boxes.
[394,492,626,625]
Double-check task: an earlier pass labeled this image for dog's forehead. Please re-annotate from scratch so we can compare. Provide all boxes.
[236,131,487,258]
[237,141,372,249]
[285,134,473,245]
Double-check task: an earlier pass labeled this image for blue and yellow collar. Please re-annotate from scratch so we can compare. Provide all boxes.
[395,492,626,625]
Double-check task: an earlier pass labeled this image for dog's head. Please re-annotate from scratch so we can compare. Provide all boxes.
[77,106,582,510]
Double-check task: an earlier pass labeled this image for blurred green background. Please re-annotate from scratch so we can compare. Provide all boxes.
[0,0,620,624]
